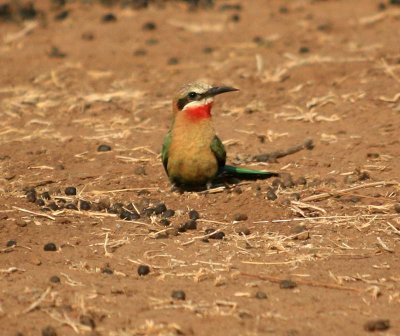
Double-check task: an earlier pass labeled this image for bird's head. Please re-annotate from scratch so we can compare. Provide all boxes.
[172,82,238,121]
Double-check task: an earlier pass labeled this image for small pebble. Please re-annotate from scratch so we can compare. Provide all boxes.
[203,46,214,54]
[101,266,113,275]
[143,207,155,216]
[298,46,309,53]
[177,224,187,233]
[281,174,295,188]
[16,220,27,227]
[44,242,57,251]
[54,10,69,20]
[79,315,96,329]
[295,176,307,185]
[229,14,240,22]
[142,21,156,30]
[279,279,297,289]
[65,203,78,210]
[163,209,175,218]
[184,219,197,230]
[255,291,267,299]
[171,290,186,300]
[49,275,60,283]
[364,319,390,332]
[6,239,16,247]
[36,199,45,206]
[97,144,112,152]
[47,202,59,211]
[79,200,91,211]
[120,210,140,220]
[65,186,77,195]
[41,191,51,200]
[26,190,37,203]
[42,326,57,336]
[279,5,289,13]
[271,178,283,188]
[237,227,250,235]
[234,213,248,221]
[266,188,277,200]
[101,13,116,22]
[19,2,37,20]
[160,218,170,226]
[394,203,400,213]
[188,209,200,220]
[205,228,225,240]
[167,57,179,65]
[154,203,167,215]
[137,264,150,276]
[367,152,380,158]
[108,203,124,214]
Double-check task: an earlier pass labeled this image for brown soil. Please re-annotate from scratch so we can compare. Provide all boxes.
[1,1,400,335]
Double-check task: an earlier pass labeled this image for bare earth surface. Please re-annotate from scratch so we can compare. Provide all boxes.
[1,0,400,335]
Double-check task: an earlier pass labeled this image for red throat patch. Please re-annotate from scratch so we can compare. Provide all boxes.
[184,103,213,121]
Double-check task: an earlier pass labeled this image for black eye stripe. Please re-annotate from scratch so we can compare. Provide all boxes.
[176,91,205,110]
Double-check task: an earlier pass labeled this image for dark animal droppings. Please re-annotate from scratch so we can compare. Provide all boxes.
[6,239,16,247]
[102,13,117,22]
[101,266,113,274]
[160,218,170,226]
[79,200,91,211]
[266,188,277,200]
[142,21,157,30]
[49,275,60,283]
[163,209,175,218]
[36,199,45,206]
[65,203,78,210]
[44,242,57,251]
[26,190,37,203]
[79,315,96,329]
[171,290,186,300]
[137,264,150,276]
[364,319,390,332]
[255,291,267,299]
[394,203,400,213]
[54,10,69,20]
[184,220,197,230]
[234,213,248,221]
[49,47,67,58]
[42,326,57,336]
[167,57,179,65]
[205,228,225,240]
[97,144,112,152]
[279,279,297,289]
[189,210,200,220]
[47,202,59,211]
[65,186,77,195]
[154,203,167,215]
[41,192,51,200]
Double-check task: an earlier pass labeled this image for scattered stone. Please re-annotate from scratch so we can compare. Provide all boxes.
[97,144,112,152]
[47,202,59,211]
[167,57,179,65]
[177,224,187,233]
[160,218,170,226]
[80,315,96,329]
[163,209,175,218]
[142,21,156,30]
[65,186,77,195]
[203,46,214,54]
[26,190,37,203]
[137,264,150,276]
[65,203,78,210]
[205,228,225,240]
[44,242,57,251]
[6,239,16,247]
[236,227,250,235]
[171,290,186,300]
[279,279,297,289]
[48,46,67,58]
[102,13,116,22]
[364,319,390,332]
[394,203,400,213]
[234,213,248,221]
[49,275,60,283]
[79,200,91,211]
[42,326,57,336]
[271,178,283,188]
[189,209,200,220]
[154,203,167,215]
[299,46,309,53]
[54,10,69,20]
[266,188,277,200]
[255,291,267,299]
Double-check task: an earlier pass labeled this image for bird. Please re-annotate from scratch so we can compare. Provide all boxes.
[161,81,277,188]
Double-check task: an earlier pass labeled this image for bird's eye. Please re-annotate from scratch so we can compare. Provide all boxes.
[188,92,197,99]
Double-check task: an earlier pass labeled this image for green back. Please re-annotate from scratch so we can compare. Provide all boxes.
[210,136,226,170]
[161,130,172,173]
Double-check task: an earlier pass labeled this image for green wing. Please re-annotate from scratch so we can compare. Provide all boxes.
[210,136,226,170]
[161,130,172,173]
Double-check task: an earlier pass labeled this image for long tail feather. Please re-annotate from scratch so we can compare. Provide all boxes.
[223,165,278,178]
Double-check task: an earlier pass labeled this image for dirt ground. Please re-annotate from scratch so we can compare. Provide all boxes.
[1,0,400,335]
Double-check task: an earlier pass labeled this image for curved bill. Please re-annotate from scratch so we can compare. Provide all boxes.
[205,86,239,97]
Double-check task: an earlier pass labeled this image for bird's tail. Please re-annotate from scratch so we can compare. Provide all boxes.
[223,165,278,178]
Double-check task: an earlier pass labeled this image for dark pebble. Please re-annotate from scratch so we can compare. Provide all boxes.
[0,4,12,21]
[26,190,37,203]
[49,46,67,58]
[49,275,60,283]
[298,46,309,53]
[143,207,155,216]
[255,291,267,299]
[79,200,91,211]
[154,203,167,215]
[65,203,78,210]
[279,279,297,289]
[54,10,69,20]
[281,174,295,188]
[184,219,197,230]
[167,57,179,65]
[378,2,386,10]
[291,225,306,234]
[203,46,214,54]
[42,326,57,336]
[137,264,150,276]
[97,144,112,152]
[108,203,124,214]
[82,32,95,40]
[36,199,45,206]
[120,210,140,220]
[234,213,248,221]
[266,188,278,201]
[41,191,51,200]
[205,228,225,240]
[367,152,380,158]
[48,202,59,211]
[79,315,96,329]
[394,203,400,213]
[364,319,390,332]
[272,178,283,188]
[133,48,147,56]
[6,239,16,247]
[19,2,37,20]
[189,209,200,220]
[160,218,170,226]
[142,21,156,30]
[177,224,187,233]
[237,227,250,235]
[295,176,307,185]
[101,266,113,275]
[101,13,117,22]
[171,290,186,300]
[65,186,77,195]
[229,14,240,22]
[163,209,175,218]
[279,5,289,13]
[44,242,57,252]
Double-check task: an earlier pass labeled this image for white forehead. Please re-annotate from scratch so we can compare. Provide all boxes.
[180,82,212,95]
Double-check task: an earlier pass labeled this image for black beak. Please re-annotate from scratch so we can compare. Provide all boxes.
[205,86,239,98]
